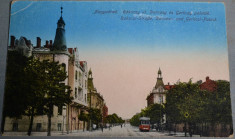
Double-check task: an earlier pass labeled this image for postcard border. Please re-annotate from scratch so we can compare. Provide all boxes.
[0,0,234,139]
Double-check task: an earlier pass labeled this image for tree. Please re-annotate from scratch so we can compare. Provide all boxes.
[89,108,102,125]
[142,104,165,127]
[1,51,29,134]
[41,60,72,136]
[24,58,48,136]
[130,112,144,126]
[78,111,89,131]
[166,80,206,136]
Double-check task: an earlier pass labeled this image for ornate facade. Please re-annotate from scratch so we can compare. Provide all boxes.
[146,68,167,107]
[5,7,89,133]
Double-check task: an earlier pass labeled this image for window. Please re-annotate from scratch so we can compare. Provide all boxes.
[75,70,78,80]
[79,72,82,85]
[58,105,62,115]
[12,123,18,131]
[58,123,62,131]
[75,88,77,98]
[61,63,66,73]
[36,123,42,131]
[85,94,87,103]
[78,88,83,100]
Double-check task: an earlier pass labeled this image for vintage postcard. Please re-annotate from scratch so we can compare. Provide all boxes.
[1,1,232,137]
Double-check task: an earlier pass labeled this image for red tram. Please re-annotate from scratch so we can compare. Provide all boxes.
[139,117,150,132]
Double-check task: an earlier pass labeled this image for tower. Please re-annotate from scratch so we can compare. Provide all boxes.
[155,67,164,89]
[53,6,67,51]
[158,68,162,78]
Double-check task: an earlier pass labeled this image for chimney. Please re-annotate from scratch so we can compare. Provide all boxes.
[10,36,15,48]
[45,40,49,48]
[49,40,53,47]
[36,37,41,48]
[206,76,209,82]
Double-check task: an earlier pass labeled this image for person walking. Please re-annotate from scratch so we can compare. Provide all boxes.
[101,124,103,132]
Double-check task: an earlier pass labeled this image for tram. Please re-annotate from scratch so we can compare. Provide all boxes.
[139,117,150,132]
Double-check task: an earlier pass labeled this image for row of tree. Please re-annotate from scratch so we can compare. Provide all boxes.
[130,79,233,137]
[1,51,73,136]
[104,113,125,124]
[166,80,232,136]
[129,103,164,127]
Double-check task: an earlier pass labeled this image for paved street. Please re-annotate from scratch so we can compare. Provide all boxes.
[3,124,199,137]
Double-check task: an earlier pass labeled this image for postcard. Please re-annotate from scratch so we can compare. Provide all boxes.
[0,1,232,137]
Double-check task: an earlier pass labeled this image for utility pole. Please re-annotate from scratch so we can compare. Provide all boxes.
[89,88,92,131]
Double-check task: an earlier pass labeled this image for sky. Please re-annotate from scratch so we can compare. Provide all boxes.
[9,1,228,119]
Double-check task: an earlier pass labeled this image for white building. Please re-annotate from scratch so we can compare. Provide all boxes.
[146,68,167,106]
[4,7,88,133]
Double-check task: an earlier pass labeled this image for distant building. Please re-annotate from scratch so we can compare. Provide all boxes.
[146,68,167,106]
[199,76,217,92]
[102,104,108,123]
[87,69,105,110]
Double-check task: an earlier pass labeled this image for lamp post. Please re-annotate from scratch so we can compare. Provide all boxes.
[89,88,92,131]
[62,105,66,135]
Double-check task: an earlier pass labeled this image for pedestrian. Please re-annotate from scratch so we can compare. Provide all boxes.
[101,124,103,132]
[121,124,122,128]
[109,125,112,131]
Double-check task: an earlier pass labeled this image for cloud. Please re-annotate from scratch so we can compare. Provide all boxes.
[11,2,33,16]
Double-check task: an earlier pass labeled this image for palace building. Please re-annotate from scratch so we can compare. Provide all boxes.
[4,7,107,133]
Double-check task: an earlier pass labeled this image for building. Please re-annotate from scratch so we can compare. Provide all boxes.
[199,76,217,92]
[67,48,89,131]
[87,69,106,124]
[87,69,105,110]
[146,68,167,107]
[4,7,89,133]
[102,104,108,123]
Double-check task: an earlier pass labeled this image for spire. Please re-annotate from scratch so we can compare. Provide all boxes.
[61,6,63,17]
[155,67,164,89]
[88,68,93,78]
[158,67,162,78]
[52,6,67,51]
[88,68,95,92]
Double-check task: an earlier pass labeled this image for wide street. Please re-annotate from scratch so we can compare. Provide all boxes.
[3,124,193,137]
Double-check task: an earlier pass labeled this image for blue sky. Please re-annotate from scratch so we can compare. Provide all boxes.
[10,1,226,53]
[9,1,228,118]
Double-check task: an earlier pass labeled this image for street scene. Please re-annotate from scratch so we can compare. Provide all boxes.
[1,1,233,137]
[3,124,200,137]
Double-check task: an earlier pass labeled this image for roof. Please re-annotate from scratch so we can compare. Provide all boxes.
[164,85,175,90]
[139,117,150,121]
[68,48,73,54]
[80,61,84,68]
[155,78,164,89]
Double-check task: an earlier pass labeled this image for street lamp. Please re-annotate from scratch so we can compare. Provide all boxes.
[62,105,66,135]
[89,88,92,132]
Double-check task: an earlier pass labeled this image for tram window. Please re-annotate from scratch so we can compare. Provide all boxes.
[141,121,150,124]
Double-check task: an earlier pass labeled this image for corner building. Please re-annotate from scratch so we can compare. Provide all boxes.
[5,7,88,132]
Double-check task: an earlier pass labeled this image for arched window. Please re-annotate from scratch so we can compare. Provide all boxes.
[61,63,66,73]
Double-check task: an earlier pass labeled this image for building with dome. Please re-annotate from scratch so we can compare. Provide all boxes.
[146,68,168,107]
[4,7,91,133]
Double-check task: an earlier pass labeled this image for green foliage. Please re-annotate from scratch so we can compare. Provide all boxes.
[130,104,164,127]
[89,108,102,124]
[165,79,233,134]
[104,113,125,124]
[130,112,142,126]
[142,104,165,124]
[166,80,211,125]
[3,51,29,118]
[79,111,89,122]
